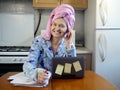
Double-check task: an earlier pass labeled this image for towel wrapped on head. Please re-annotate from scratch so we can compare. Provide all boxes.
[42,4,75,40]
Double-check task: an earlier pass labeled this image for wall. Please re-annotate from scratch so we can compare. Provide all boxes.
[84,0,96,70]
[0,0,34,13]
[0,0,34,46]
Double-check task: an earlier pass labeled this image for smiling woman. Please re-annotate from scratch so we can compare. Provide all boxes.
[51,18,68,54]
[51,18,67,39]
[23,4,76,87]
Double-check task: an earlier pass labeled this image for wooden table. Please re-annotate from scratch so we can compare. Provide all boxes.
[0,71,118,90]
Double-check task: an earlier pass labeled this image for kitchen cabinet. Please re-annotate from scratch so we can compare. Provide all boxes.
[61,0,88,9]
[33,0,59,8]
[33,0,88,9]
[77,53,92,70]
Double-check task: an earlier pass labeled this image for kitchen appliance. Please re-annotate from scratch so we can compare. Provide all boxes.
[0,46,29,76]
[95,29,120,88]
[0,13,34,76]
[84,0,120,89]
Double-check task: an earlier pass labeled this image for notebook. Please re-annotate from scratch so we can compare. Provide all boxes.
[52,56,86,79]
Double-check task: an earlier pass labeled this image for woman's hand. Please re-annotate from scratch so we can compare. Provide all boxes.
[37,70,48,84]
[64,30,73,49]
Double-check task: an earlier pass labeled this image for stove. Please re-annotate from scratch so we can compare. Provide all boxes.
[0,46,30,63]
[0,46,30,76]
[0,46,30,52]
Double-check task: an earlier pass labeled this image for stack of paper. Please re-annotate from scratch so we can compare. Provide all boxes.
[8,72,51,87]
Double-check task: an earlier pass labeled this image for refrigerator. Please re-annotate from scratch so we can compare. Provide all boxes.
[85,0,120,89]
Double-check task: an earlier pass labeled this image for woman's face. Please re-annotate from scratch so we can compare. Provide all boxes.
[51,18,67,39]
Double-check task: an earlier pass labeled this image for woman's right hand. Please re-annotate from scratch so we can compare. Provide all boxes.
[37,70,48,84]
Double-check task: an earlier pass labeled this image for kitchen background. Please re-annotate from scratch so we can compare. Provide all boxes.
[0,0,85,47]
[0,0,88,78]
[1,0,119,89]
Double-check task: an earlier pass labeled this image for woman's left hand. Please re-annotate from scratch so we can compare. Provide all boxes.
[64,30,73,49]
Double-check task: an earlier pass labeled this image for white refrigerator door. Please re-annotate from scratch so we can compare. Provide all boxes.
[96,0,120,28]
[95,30,120,88]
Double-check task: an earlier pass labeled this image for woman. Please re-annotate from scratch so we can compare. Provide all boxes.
[23,4,76,86]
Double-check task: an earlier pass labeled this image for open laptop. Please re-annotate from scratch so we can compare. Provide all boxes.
[52,56,86,79]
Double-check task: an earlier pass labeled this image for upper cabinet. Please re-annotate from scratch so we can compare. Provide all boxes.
[33,0,59,8]
[33,0,88,9]
[61,0,88,9]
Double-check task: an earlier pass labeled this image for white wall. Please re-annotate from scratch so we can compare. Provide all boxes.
[84,0,96,70]
[0,13,34,46]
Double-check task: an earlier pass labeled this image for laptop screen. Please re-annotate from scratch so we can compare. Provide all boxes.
[52,57,86,79]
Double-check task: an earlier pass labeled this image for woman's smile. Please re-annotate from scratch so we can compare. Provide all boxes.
[51,18,67,38]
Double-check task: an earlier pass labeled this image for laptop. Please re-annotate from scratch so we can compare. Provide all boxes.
[52,56,86,79]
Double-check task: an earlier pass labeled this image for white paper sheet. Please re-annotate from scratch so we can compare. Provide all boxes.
[8,72,51,87]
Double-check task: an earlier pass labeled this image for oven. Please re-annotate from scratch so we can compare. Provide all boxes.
[0,46,30,76]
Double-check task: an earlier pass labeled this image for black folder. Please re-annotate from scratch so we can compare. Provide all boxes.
[52,57,86,79]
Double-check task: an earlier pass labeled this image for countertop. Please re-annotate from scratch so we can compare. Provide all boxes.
[76,47,92,54]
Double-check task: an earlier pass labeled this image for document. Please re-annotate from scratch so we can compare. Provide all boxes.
[55,64,64,75]
[8,72,51,87]
[64,63,72,74]
[73,61,82,72]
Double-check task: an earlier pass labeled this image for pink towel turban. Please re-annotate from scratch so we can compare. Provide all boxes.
[42,4,75,40]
